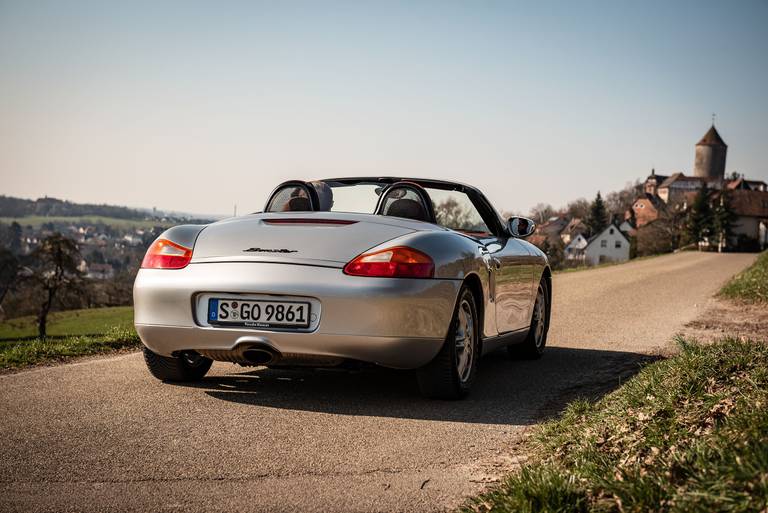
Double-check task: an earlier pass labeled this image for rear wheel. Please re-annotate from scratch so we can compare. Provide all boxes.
[508,280,549,359]
[143,346,212,382]
[417,285,479,399]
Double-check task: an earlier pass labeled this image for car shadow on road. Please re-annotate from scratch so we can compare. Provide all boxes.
[175,346,661,425]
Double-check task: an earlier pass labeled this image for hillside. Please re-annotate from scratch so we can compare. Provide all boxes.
[0,195,213,224]
[0,195,147,220]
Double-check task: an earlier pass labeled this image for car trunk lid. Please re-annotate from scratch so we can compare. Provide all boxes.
[191,212,424,267]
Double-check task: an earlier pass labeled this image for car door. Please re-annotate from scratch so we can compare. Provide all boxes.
[489,237,535,333]
[426,185,534,333]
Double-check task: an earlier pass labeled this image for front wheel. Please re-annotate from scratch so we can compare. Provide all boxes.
[508,280,549,359]
[143,346,212,382]
[417,285,480,399]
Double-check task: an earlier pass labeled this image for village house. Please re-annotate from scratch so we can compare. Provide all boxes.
[583,224,630,266]
[630,193,665,228]
[564,233,588,261]
[559,217,588,244]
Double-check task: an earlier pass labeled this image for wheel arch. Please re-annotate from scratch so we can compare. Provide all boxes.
[462,272,485,352]
[541,266,552,326]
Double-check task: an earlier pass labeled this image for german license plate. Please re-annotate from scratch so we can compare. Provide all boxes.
[207,298,310,329]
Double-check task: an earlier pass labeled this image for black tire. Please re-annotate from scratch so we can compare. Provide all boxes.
[417,285,480,400]
[508,280,549,360]
[143,346,212,382]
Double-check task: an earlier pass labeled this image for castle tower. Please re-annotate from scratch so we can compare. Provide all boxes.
[694,125,727,181]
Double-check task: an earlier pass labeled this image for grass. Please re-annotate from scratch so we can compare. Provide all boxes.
[465,337,768,513]
[0,327,140,369]
[0,215,172,229]
[719,250,768,303]
[0,307,139,369]
[0,306,134,340]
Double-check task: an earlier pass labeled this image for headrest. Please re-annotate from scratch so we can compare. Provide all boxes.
[285,197,312,212]
[386,198,429,222]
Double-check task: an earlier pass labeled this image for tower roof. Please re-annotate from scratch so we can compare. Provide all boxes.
[697,125,727,147]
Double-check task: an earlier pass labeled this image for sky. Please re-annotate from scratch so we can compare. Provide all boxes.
[1,0,767,217]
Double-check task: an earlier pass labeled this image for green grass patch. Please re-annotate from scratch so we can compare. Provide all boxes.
[0,306,134,340]
[0,307,139,369]
[719,250,768,303]
[465,338,768,513]
[0,215,172,229]
[0,326,140,369]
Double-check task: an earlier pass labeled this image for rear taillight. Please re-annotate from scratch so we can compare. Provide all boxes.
[343,246,434,278]
[141,239,193,269]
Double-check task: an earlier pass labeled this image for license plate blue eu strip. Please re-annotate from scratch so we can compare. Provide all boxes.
[208,299,219,321]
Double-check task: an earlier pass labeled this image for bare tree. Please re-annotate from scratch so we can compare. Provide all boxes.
[528,203,556,224]
[565,198,590,220]
[0,248,21,319]
[434,198,471,230]
[29,234,85,338]
[636,208,686,256]
[606,180,643,216]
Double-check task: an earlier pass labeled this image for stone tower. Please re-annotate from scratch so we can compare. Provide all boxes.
[694,125,727,181]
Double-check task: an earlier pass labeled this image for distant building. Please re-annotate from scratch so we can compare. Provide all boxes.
[657,173,706,205]
[629,124,768,249]
[629,193,665,228]
[583,224,630,266]
[693,125,727,181]
[726,177,767,192]
[643,169,668,196]
[536,215,569,241]
[564,233,588,262]
[715,189,768,249]
[559,217,588,245]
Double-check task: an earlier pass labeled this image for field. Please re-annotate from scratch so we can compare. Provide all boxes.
[0,307,139,369]
[0,215,172,230]
[0,306,134,340]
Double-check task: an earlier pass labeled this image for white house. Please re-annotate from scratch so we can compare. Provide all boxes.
[584,224,630,266]
[564,233,588,262]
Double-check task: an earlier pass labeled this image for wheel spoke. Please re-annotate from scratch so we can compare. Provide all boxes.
[453,299,475,383]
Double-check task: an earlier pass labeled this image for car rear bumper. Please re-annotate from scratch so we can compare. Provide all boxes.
[133,262,460,369]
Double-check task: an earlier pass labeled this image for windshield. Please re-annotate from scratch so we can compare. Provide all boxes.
[324,182,381,214]
[321,180,491,236]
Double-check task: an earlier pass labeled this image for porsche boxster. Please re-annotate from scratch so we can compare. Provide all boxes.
[134,178,551,398]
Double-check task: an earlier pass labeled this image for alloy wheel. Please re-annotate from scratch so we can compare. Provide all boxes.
[454,298,475,383]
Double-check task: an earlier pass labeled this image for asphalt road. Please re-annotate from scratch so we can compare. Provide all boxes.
[0,251,757,513]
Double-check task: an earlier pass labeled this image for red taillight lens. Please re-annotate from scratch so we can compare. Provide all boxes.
[343,246,434,278]
[141,239,193,269]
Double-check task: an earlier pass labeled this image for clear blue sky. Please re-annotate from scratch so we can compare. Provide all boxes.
[1,0,766,216]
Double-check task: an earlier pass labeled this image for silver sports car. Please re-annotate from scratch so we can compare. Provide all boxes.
[134,178,551,399]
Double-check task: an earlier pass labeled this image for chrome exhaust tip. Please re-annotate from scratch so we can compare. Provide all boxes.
[242,348,276,365]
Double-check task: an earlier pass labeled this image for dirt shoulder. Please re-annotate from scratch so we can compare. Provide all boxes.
[682,298,768,343]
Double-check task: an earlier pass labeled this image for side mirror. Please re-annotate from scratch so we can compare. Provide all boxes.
[507,216,536,238]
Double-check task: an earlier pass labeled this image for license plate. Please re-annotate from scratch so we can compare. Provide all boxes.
[207,298,311,329]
